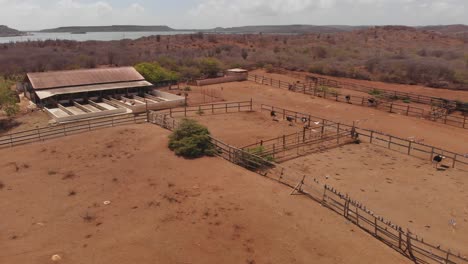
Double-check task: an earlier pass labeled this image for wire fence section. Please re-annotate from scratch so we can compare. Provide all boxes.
[0,114,147,149]
[248,74,468,129]
[149,109,468,264]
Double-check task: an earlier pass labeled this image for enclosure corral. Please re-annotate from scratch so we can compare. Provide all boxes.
[281,142,468,257]
[0,124,409,264]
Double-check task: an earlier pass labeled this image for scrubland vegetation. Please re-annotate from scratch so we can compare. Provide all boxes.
[0,26,467,89]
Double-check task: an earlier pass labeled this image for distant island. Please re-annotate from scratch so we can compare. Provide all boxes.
[209,25,370,34]
[0,25,26,37]
[40,25,175,33]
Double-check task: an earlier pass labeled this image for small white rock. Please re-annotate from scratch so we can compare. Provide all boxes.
[103,201,111,205]
[51,254,61,261]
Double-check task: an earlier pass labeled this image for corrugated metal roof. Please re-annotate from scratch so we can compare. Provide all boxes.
[35,81,153,100]
[28,67,146,90]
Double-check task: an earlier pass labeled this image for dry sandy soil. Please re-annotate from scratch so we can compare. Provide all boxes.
[181,111,301,147]
[186,81,468,154]
[281,143,468,256]
[0,124,409,264]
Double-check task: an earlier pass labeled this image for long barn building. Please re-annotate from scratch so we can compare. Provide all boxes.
[23,67,184,123]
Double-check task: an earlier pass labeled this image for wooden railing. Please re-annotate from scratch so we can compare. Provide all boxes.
[149,109,468,264]
[260,104,468,171]
[0,114,147,149]
[248,74,468,129]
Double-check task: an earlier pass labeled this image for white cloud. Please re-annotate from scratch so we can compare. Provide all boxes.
[189,0,467,27]
[0,1,153,30]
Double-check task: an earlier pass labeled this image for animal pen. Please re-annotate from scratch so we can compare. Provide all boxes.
[248,74,468,129]
[148,103,468,264]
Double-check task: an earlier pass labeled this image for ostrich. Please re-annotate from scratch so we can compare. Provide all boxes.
[345,95,351,103]
[271,110,279,121]
[432,154,445,169]
[368,98,377,107]
[286,116,294,126]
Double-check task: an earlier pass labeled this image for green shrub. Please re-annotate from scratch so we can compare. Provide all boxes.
[135,62,180,83]
[168,119,216,158]
[368,89,382,96]
[402,98,411,104]
[183,86,191,91]
[247,146,275,162]
[0,78,19,117]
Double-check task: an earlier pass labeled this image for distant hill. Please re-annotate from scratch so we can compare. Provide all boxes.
[0,25,25,37]
[41,25,175,33]
[210,25,369,34]
[418,24,468,34]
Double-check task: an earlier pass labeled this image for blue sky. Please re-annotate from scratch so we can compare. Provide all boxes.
[0,0,466,30]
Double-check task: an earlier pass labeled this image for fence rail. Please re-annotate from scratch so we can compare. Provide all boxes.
[260,104,468,171]
[149,111,468,264]
[248,74,468,129]
[0,114,147,149]
[166,100,253,117]
[276,69,468,111]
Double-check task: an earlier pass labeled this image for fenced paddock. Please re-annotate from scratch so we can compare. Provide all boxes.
[260,104,468,171]
[0,114,147,149]
[149,112,468,264]
[248,74,468,129]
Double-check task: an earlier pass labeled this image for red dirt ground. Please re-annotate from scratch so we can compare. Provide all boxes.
[187,82,468,154]
[183,111,301,147]
[0,124,409,264]
[252,69,468,102]
[281,143,468,257]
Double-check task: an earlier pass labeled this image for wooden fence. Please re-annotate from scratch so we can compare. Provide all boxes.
[166,100,253,118]
[248,74,468,129]
[149,111,468,264]
[260,104,468,171]
[0,114,147,149]
[276,69,467,111]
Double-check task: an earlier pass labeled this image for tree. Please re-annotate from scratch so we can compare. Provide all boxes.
[241,49,249,60]
[135,62,180,83]
[168,119,216,158]
[198,58,222,78]
[0,79,19,117]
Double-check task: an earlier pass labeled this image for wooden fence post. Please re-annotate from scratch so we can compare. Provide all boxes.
[374,217,378,236]
[370,131,374,143]
[283,135,286,148]
[184,106,187,117]
[37,128,42,141]
[9,134,13,147]
[283,109,286,120]
[238,102,241,112]
[212,104,214,114]
[355,206,359,225]
[406,105,410,116]
[388,136,392,149]
[389,103,393,113]
[170,107,172,117]
[452,154,457,168]
[250,98,253,111]
[430,147,435,161]
[337,123,340,144]
[408,141,412,155]
[225,103,228,113]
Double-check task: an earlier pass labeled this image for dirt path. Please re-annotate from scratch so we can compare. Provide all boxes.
[0,124,409,264]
